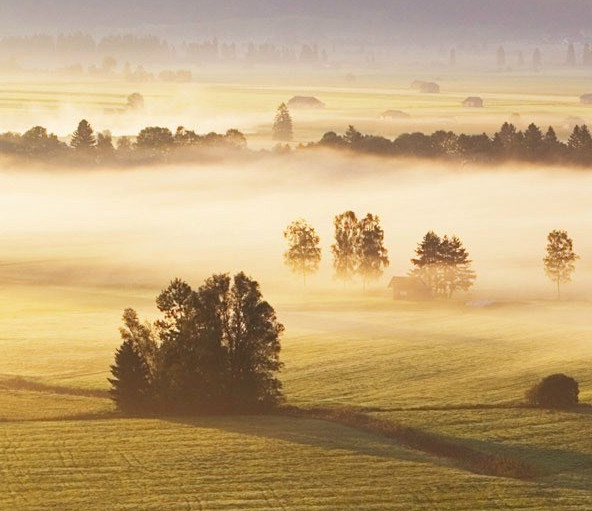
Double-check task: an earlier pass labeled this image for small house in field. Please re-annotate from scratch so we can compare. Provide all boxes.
[580,93,592,104]
[411,80,440,93]
[287,96,325,109]
[380,109,410,120]
[462,96,483,108]
[388,276,432,300]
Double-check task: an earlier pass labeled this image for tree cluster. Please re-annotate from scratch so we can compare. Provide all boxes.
[410,231,476,298]
[332,211,390,288]
[0,119,247,165]
[282,212,390,288]
[108,273,284,416]
[314,122,592,166]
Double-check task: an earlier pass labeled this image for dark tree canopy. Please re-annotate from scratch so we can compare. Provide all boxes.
[136,126,174,150]
[526,374,579,409]
[70,119,96,151]
[410,231,476,298]
[108,338,152,415]
[109,273,284,415]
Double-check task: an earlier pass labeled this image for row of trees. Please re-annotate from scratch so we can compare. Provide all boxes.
[284,214,475,296]
[108,273,284,415]
[284,219,579,300]
[5,117,592,168]
[0,119,247,164]
[314,122,592,166]
[0,32,328,69]
[284,212,390,289]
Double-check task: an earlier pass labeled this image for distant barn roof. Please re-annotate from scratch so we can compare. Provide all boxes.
[462,96,484,107]
[411,80,440,93]
[388,276,428,289]
[287,96,326,109]
[380,110,410,119]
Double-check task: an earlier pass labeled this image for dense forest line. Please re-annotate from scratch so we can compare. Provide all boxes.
[310,122,592,166]
[3,118,592,168]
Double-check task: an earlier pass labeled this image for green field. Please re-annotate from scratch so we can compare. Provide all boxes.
[2,292,592,509]
[2,71,592,509]
[2,69,592,147]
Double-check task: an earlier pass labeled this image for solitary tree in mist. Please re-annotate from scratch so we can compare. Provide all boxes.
[566,43,576,66]
[272,103,293,142]
[543,230,579,300]
[356,214,389,290]
[126,92,144,111]
[584,44,592,67]
[70,119,96,151]
[331,210,360,284]
[283,219,321,285]
[411,231,475,298]
[533,48,542,71]
[449,48,456,67]
[496,45,506,71]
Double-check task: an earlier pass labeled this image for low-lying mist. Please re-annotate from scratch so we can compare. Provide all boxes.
[0,151,590,301]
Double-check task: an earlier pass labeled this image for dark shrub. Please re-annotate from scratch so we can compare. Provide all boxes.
[526,373,579,409]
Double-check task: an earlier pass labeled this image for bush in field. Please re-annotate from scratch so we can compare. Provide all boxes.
[525,373,579,409]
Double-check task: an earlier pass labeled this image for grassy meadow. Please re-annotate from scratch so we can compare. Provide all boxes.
[1,71,592,509]
[2,68,592,146]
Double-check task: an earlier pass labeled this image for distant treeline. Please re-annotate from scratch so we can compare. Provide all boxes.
[0,32,327,71]
[0,120,248,165]
[4,119,592,167]
[310,122,592,166]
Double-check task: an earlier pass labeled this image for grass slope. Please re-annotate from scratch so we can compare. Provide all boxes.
[2,416,591,511]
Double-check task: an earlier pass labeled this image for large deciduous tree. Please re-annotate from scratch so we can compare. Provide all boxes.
[356,213,389,289]
[136,126,174,151]
[331,210,359,284]
[283,219,321,285]
[108,273,284,415]
[543,230,578,300]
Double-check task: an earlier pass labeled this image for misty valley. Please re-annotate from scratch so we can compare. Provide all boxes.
[2,3,592,510]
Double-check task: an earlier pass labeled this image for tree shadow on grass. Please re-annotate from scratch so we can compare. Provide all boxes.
[450,435,592,492]
[165,413,455,469]
[167,408,592,492]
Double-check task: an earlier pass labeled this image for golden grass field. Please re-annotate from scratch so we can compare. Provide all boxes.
[1,71,592,509]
